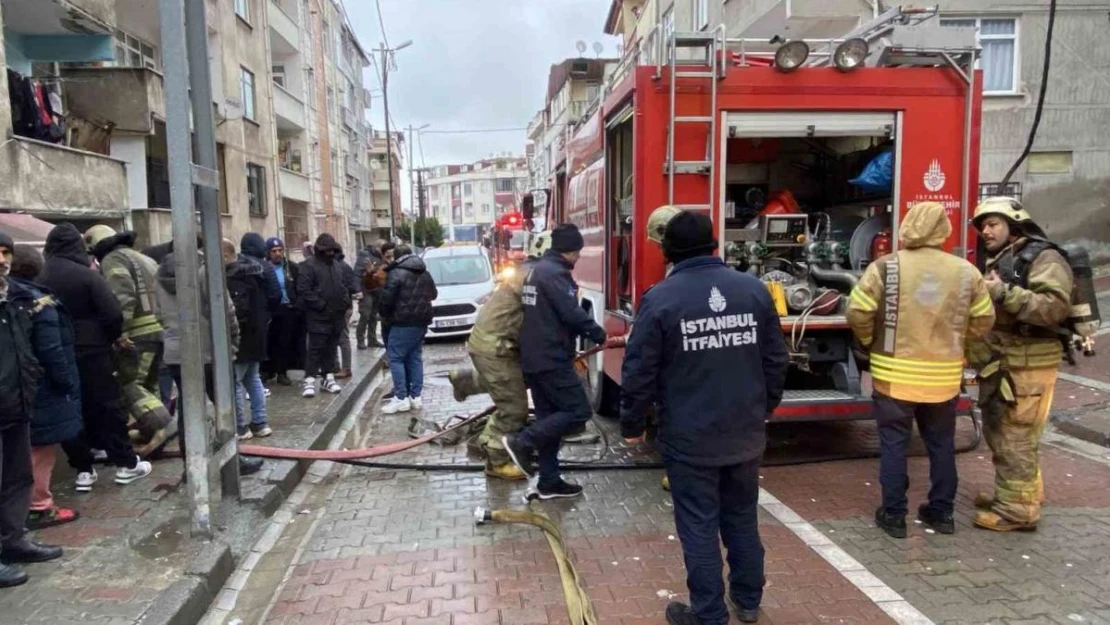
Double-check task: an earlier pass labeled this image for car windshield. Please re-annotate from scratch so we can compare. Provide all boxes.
[509,230,528,250]
[425,255,490,286]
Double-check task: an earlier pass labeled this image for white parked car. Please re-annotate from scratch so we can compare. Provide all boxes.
[421,245,496,338]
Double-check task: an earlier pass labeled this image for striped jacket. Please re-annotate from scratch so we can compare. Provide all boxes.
[847,202,995,403]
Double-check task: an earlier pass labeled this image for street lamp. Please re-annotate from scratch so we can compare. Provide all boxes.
[374,39,414,241]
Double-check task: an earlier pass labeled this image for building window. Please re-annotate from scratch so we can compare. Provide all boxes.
[247,163,266,216]
[481,203,490,216]
[464,202,474,218]
[693,0,709,31]
[235,0,250,23]
[239,68,257,120]
[306,68,316,105]
[463,182,472,196]
[272,64,286,88]
[940,17,1018,94]
[496,178,514,193]
[111,31,159,70]
[663,7,675,43]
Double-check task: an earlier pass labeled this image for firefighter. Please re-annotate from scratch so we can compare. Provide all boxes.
[84,225,172,457]
[967,197,1073,532]
[846,202,996,538]
[621,211,789,625]
[448,231,552,480]
[503,224,622,500]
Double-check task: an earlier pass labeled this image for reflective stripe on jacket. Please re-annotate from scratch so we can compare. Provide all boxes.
[102,246,163,338]
[847,202,995,403]
[467,259,534,358]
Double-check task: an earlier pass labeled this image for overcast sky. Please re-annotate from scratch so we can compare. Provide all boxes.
[342,0,618,210]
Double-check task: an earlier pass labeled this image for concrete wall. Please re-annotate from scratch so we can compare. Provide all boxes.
[0,137,129,218]
[62,67,164,134]
[110,135,148,210]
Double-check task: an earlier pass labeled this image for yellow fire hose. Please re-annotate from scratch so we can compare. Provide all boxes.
[475,504,598,625]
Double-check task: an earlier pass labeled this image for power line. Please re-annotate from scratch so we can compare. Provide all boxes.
[374,0,390,49]
[421,127,529,135]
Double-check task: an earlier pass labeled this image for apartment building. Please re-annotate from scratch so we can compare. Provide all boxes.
[601,0,1110,242]
[0,0,394,255]
[425,156,529,241]
[365,129,404,245]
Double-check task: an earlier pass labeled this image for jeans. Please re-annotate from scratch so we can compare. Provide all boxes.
[0,421,33,545]
[234,361,269,429]
[520,367,592,490]
[875,392,958,517]
[667,458,764,625]
[339,309,353,370]
[385,325,426,400]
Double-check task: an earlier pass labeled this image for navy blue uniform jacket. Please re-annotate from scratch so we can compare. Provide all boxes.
[619,256,789,466]
[519,250,607,374]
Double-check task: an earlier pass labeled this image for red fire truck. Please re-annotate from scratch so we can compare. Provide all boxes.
[539,8,983,421]
[490,210,528,279]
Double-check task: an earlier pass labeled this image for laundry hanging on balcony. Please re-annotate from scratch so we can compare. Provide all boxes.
[6,69,65,144]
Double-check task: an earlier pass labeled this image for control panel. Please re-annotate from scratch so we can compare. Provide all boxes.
[760,214,809,247]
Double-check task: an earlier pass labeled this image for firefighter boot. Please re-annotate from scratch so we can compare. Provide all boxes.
[484,460,526,481]
[972,510,1037,533]
[974,493,994,509]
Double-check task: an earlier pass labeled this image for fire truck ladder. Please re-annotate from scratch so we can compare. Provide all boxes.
[665,28,724,213]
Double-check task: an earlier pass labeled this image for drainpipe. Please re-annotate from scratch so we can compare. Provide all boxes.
[262,0,286,240]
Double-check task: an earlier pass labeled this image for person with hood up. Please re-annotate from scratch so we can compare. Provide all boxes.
[296,233,351,397]
[848,202,996,539]
[502,224,623,500]
[619,211,789,625]
[223,239,273,440]
[378,244,437,414]
[240,232,282,313]
[0,230,65,589]
[39,223,150,490]
[262,237,303,385]
[9,246,83,530]
[335,246,361,379]
[84,225,172,459]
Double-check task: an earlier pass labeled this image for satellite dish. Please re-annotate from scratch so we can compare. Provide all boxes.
[592,42,603,56]
[575,40,587,54]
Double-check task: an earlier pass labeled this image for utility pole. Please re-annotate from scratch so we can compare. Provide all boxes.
[373,40,412,242]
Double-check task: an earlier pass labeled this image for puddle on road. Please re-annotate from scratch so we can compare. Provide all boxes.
[133,518,188,560]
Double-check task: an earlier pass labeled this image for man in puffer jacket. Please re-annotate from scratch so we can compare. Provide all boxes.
[379,245,437,414]
[296,234,351,397]
[223,240,273,440]
[84,225,172,459]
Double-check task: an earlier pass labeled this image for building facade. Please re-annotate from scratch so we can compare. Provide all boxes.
[366,129,404,245]
[0,0,398,258]
[601,0,1110,243]
[425,157,529,242]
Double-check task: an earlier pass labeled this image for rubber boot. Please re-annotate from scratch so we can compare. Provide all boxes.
[484,460,527,481]
[972,510,1037,532]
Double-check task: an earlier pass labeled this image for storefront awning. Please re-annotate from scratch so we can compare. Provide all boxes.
[0,212,56,247]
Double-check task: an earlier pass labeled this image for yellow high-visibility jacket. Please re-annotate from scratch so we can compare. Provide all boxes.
[847,202,995,403]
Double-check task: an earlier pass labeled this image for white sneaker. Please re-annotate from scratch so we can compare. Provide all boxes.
[381,397,412,414]
[323,374,341,394]
[411,396,423,410]
[75,470,98,492]
[302,377,317,398]
[115,459,153,485]
[264,387,272,398]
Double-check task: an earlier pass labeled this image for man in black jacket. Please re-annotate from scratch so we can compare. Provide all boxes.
[0,229,64,588]
[223,240,273,440]
[503,224,621,500]
[38,224,149,491]
[620,212,789,625]
[263,237,303,385]
[296,234,350,398]
[378,245,437,414]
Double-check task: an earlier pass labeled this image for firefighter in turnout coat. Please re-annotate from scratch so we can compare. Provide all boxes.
[448,231,552,481]
[967,197,1074,531]
[84,225,172,456]
[847,202,995,538]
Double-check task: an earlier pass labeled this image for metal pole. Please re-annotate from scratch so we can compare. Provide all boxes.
[381,47,397,241]
[407,125,415,226]
[186,0,239,495]
[158,0,211,536]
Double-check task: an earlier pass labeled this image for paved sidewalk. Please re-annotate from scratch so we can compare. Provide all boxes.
[0,344,382,625]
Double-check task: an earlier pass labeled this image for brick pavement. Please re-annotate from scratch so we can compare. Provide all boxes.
[0,343,380,625]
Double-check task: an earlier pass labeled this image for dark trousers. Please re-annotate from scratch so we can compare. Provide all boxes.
[875,392,958,517]
[0,421,33,546]
[521,367,592,489]
[166,364,215,458]
[264,306,304,377]
[305,317,343,378]
[356,291,380,346]
[62,350,137,471]
[667,458,764,625]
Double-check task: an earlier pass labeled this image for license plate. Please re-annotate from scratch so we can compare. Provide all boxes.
[436,318,469,328]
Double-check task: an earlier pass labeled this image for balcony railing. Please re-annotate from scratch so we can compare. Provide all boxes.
[273,84,306,129]
[279,168,311,203]
[269,1,299,51]
[1,137,128,219]
[59,67,165,133]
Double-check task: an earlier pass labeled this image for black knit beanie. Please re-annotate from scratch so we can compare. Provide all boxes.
[662,211,717,264]
[550,224,584,254]
[0,230,12,252]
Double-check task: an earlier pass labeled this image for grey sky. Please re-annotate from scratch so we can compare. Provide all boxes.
[342,0,617,209]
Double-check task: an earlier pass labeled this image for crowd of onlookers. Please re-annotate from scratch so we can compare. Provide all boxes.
[0,225,430,588]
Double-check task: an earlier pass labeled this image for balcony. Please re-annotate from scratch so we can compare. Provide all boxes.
[268,1,300,54]
[349,208,373,228]
[345,154,368,182]
[527,110,546,142]
[273,84,306,130]
[341,106,356,129]
[279,168,311,203]
[727,0,865,39]
[0,137,128,220]
[59,67,164,134]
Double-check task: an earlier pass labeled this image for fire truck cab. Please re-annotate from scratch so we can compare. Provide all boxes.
[490,210,528,280]
[543,8,982,421]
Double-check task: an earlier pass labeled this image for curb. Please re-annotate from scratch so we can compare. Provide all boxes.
[139,354,385,625]
[1051,407,1110,449]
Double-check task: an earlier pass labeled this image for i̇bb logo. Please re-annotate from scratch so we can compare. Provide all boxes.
[923,159,947,192]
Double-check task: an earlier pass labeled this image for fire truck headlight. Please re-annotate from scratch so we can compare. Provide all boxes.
[834,38,869,72]
[774,40,809,73]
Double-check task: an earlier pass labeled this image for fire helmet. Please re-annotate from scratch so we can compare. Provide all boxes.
[972,196,1046,238]
[528,230,553,258]
[647,205,682,244]
[84,225,118,252]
